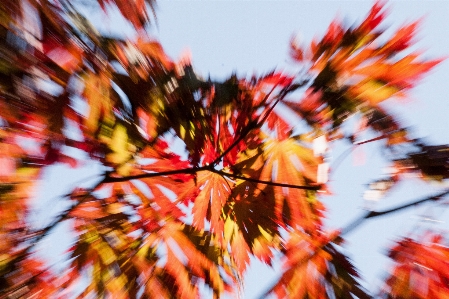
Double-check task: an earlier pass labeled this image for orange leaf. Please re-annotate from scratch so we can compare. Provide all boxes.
[69,201,108,219]
[231,230,250,274]
[178,171,231,233]
[255,138,322,229]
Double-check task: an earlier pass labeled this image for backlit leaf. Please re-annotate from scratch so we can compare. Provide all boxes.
[178,171,231,233]
[255,137,323,229]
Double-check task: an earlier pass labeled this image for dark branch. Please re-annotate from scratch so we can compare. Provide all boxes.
[366,189,449,217]
[210,79,305,167]
[258,88,288,125]
[354,134,387,146]
[103,166,208,183]
[210,120,259,167]
[342,189,449,235]
[211,168,322,191]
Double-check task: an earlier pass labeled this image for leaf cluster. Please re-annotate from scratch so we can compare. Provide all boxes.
[0,1,447,299]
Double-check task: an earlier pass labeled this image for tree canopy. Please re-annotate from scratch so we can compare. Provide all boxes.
[0,0,447,298]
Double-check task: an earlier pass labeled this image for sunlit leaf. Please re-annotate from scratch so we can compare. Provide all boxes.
[267,231,369,299]
[178,171,231,233]
[382,234,449,299]
[255,137,323,229]
[83,72,115,136]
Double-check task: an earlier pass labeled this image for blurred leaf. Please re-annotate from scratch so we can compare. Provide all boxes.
[83,72,115,136]
[382,234,449,299]
[268,232,369,299]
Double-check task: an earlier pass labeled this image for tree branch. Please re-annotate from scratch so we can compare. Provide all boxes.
[211,168,321,191]
[210,120,259,167]
[353,134,388,146]
[258,88,288,125]
[367,189,449,215]
[341,189,449,235]
[103,166,209,183]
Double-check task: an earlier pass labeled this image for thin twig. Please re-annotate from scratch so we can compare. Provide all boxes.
[210,169,321,191]
[103,166,209,183]
[330,135,388,178]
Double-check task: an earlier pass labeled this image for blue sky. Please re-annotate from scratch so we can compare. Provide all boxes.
[34,1,449,298]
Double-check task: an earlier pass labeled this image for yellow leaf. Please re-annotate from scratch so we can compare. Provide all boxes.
[97,242,116,265]
[351,80,400,104]
[254,138,322,229]
[258,225,273,242]
[116,162,133,177]
[180,124,186,139]
[224,217,237,241]
[106,124,132,166]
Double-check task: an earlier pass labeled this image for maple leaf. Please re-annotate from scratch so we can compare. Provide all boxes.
[380,20,420,54]
[133,222,235,298]
[165,223,226,297]
[102,123,141,176]
[108,178,184,224]
[68,213,143,298]
[267,230,369,299]
[178,171,232,234]
[381,234,449,299]
[136,39,175,72]
[287,1,442,133]
[139,139,193,181]
[230,228,251,276]
[265,110,293,141]
[350,54,442,92]
[224,139,325,265]
[105,124,132,163]
[224,179,280,266]
[124,69,216,166]
[357,1,387,35]
[181,224,238,287]
[101,0,156,30]
[254,137,323,230]
[137,177,185,220]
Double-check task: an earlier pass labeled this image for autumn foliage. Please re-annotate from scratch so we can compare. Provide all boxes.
[0,1,447,298]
